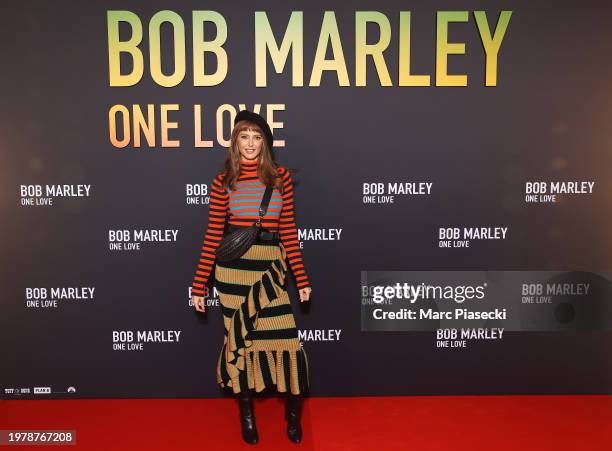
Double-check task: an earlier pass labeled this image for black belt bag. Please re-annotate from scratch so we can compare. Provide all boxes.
[223,224,280,241]
[215,184,274,262]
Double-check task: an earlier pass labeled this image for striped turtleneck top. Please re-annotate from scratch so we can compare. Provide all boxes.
[191,158,310,296]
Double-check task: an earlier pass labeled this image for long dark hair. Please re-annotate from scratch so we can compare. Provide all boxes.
[219,119,297,193]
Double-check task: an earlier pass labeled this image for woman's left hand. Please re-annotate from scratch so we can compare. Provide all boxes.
[299,287,312,302]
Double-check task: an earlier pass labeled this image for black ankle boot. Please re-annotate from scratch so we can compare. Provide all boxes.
[284,393,303,443]
[237,391,259,444]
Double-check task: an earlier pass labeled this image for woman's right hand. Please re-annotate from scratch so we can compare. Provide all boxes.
[192,295,206,312]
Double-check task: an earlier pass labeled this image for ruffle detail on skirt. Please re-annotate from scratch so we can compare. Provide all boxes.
[218,347,310,395]
[219,242,310,394]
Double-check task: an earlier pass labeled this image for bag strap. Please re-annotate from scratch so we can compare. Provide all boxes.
[255,184,273,226]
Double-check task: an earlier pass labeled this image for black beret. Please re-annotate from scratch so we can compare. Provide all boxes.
[234,110,274,150]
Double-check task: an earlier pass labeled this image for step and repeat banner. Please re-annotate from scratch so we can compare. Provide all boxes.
[2,1,611,399]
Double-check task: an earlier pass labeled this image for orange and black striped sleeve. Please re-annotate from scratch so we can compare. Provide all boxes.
[191,173,228,297]
[278,167,310,289]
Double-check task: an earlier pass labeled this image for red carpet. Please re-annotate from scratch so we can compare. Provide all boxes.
[1,395,610,450]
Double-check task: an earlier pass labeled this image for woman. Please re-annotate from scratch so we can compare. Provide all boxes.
[190,110,312,445]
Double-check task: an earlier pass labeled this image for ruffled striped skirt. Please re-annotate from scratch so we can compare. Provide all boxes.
[214,237,310,395]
